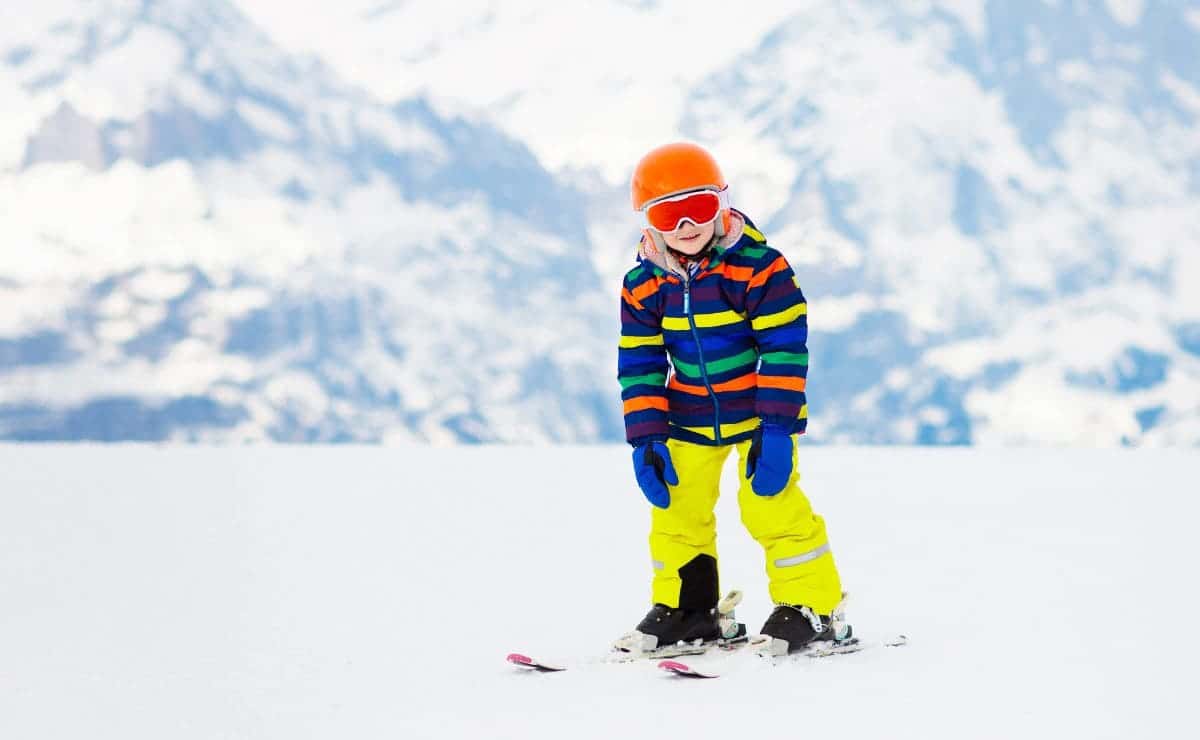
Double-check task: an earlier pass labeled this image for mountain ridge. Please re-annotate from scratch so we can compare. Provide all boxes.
[2,0,1197,445]
[0,0,617,443]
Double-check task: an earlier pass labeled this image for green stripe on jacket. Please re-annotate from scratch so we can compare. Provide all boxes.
[672,348,758,378]
[760,351,809,366]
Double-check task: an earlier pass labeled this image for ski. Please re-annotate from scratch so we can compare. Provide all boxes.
[506,631,749,674]
[509,633,905,676]
[655,633,909,678]
[659,659,719,679]
[506,653,566,672]
[508,590,905,677]
[756,632,908,662]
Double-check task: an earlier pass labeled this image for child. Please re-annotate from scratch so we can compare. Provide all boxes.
[617,142,846,654]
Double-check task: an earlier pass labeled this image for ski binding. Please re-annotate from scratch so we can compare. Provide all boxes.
[611,589,747,661]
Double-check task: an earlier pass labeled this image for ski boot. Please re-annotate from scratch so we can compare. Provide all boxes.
[613,590,747,657]
[755,594,854,656]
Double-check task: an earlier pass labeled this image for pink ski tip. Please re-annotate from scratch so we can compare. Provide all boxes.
[658,660,690,672]
[506,653,534,666]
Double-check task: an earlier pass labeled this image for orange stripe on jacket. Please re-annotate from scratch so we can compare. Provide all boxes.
[621,286,645,311]
[631,278,661,305]
[757,375,807,392]
[722,264,755,283]
[749,256,789,290]
[669,373,758,396]
[623,396,670,414]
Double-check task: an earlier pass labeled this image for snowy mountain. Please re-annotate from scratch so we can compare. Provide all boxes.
[2,1,1198,444]
[231,0,1200,446]
[681,0,1200,445]
[0,0,618,442]
[231,0,805,180]
[2,445,1196,737]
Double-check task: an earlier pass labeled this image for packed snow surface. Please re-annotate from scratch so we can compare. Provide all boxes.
[1,445,1195,739]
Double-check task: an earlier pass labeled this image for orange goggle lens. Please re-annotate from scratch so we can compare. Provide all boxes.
[643,191,722,233]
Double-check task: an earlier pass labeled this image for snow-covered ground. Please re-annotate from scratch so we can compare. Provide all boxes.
[1,445,1195,738]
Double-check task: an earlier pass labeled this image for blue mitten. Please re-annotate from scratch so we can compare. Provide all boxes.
[632,441,678,509]
[745,423,794,496]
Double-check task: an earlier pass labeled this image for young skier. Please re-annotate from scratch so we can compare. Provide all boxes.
[617,142,847,655]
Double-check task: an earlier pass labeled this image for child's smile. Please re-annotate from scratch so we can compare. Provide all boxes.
[662,220,716,255]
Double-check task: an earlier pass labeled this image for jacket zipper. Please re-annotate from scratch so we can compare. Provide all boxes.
[682,272,723,444]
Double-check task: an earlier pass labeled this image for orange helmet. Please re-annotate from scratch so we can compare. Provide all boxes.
[630,142,727,211]
[631,142,732,247]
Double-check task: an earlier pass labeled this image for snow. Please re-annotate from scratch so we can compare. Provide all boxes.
[232,0,804,180]
[0,68,37,169]
[930,0,986,39]
[1104,0,1145,27]
[59,25,186,121]
[353,107,448,160]
[1,1,1197,446]
[811,293,878,332]
[127,267,194,302]
[169,74,227,118]
[264,372,331,425]
[235,98,298,142]
[0,280,73,334]
[967,365,1142,445]
[0,445,1195,738]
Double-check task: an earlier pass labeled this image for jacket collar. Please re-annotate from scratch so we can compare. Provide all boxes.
[637,210,748,279]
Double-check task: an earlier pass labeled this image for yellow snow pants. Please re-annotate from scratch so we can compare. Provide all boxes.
[649,437,843,614]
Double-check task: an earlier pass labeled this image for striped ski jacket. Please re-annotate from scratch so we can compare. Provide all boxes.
[618,212,809,447]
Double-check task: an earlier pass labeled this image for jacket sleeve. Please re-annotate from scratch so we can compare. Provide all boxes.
[618,269,670,446]
[744,249,808,434]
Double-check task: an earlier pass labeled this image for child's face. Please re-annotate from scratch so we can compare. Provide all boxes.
[660,219,716,255]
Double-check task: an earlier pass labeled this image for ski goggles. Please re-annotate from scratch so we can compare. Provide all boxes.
[641,188,730,233]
